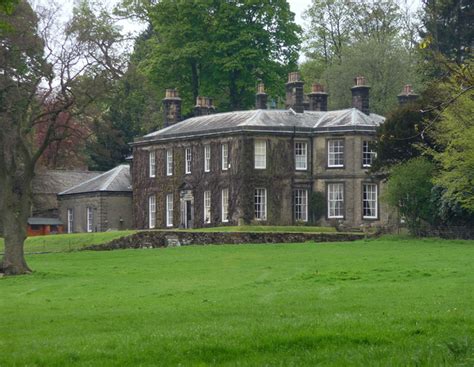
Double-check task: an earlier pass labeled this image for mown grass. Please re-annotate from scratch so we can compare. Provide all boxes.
[0,231,137,254]
[1,236,473,366]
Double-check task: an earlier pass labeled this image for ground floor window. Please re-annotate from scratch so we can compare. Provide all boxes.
[204,190,211,224]
[294,189,308,222]
[254,188,267,220]
[67,208,73,233]
[149,195,156,229]
[221,188,229,222]
[328,183,344,218]
[166,194,173,227]
[363,183,378,219]
[86,207,93,233]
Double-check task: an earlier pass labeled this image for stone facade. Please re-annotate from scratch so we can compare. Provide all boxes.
[58,192,133,233]
[132,74,404,230]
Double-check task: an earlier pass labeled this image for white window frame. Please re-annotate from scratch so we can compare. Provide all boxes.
[254,140,266,169]
[254,188,267,220]
[221,188,229,223]
[185,147,192,174]
[149,151,156,177]
[204,144,211,172]
[204,190,211,224]
[166,149,173,176]
[362,141,376,168]
[363,183,378,219]
[294,189,308,222]
[166,193,173,227]
[328,183,344,218]
[221,143,229,171]
[295,141,308,171]
[67,208,73,234]
[149,195,156,229]
[86,207,93,233]
[328,140,344,168]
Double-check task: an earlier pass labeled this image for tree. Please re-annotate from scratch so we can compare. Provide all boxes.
[302,0,422,115]
[428,70,474,212]
[138,0,301,114]
[0,1,124,275]
[384,157,436,235]
[420,0,473,64]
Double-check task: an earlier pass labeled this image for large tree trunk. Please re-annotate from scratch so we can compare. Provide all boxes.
[0,177,32,275]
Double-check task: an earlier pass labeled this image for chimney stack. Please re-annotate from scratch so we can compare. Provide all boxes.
[207,97,216,114]
[351,76,370,115]
[194,96,209,116]
[285,72,305,113]
[256,83,268,109]
[397,84,419,105]
[162,89,182,127]
[308,83,328,111]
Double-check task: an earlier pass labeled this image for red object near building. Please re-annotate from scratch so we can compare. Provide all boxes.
[27,218,64,237]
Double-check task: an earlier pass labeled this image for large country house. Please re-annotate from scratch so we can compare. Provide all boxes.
[131,73,416,230]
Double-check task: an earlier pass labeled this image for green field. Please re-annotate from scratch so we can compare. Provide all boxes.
[1,236,473,366]
[0,231,137,254]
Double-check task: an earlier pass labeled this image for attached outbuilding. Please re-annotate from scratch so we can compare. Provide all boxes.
[58,165,133,233]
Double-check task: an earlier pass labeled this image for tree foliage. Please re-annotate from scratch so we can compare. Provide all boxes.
[302,0,421,115]
[136,0,301,113]
[384,157,436,235]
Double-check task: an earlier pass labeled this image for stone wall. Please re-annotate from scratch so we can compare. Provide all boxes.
[84,230,367,251]
[58,192,133,232]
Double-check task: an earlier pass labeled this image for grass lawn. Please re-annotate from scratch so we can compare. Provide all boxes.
[1,236,473,366]
[0,231,137,254]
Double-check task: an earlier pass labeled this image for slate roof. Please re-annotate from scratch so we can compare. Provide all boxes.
[135,108,385,143]
[33,170,103,195]
[58,165,132,196]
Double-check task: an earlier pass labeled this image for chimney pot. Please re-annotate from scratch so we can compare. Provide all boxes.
[162,88,182,127]
[285,72,305,113]
[398,84,419,105]
[256,83,268,109]
[308,82,328,111]
[351,76,370,115]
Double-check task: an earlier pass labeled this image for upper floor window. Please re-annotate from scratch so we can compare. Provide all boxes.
[294,189,308,222]
[295,142,308,170]
[149,151,156,177]
[204,144,211,172]
[362,141,376,167]
[222,143,229,171]
[204,190,211,224]
[185,147,192,174]
[254,140,266,169]
[363,183,378,219]
[166,149,173,176]
[254,188,267,220]
[328,183,344,218]
[67,208,74,234]
[328,140,344,167]
[86,207,93,233]
[166,193,173,227]
[221,188,229,222]
[148,195,156,229]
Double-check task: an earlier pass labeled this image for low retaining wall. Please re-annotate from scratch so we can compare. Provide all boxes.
[84,230,368,251]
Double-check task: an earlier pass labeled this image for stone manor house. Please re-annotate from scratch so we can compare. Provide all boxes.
[131,73,418,230]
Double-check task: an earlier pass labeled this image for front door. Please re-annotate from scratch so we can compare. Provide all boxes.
[180,190,194,228]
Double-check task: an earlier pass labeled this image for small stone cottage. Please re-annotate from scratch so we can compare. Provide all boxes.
[131,73,416,230]
[58,165,133,233]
